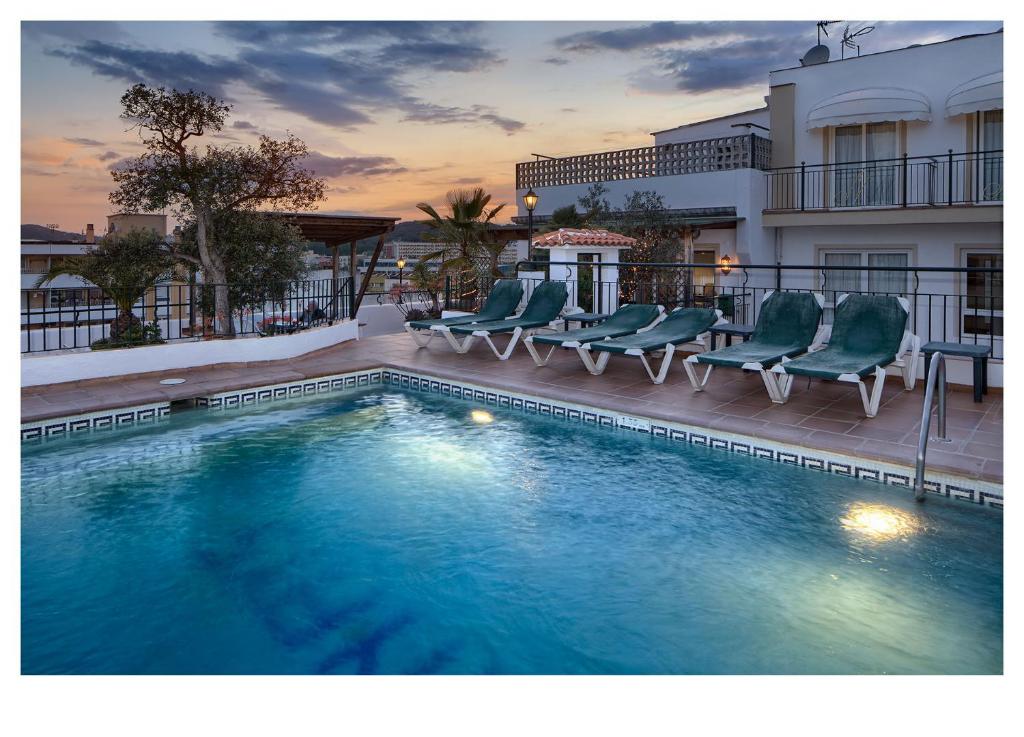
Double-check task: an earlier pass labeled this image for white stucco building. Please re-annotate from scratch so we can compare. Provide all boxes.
[514,29,1003,383]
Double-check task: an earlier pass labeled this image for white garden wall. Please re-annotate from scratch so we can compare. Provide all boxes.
[21,319,359,387]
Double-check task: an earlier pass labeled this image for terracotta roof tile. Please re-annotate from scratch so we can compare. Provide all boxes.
[532,228,637,248]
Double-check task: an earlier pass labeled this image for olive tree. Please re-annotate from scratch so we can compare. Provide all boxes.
[109,84,326,335]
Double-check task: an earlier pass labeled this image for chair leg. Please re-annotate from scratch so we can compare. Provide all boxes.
[902,335,921,390]
[481,327,524,360]
[579,349,611,375]
[524,339,557,367]
[682,356,713,391]
[404,324,435,348]
[646,344,676,384]
[855,367,887,418]
[440,329,475,353]
[761,369,785,403]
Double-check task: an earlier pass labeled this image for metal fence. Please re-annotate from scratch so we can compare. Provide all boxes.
[442,262,1003,359]
[516,133,772,189]
[765,150,1003,210]
[21,277,352,353]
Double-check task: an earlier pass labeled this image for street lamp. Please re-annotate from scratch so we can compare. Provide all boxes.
[396,258,406,304]
[522,188,539,262]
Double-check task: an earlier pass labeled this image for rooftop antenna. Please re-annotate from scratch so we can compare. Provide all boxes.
[817,20,841,45]
[841,24,875,59]
[802,21,840,66]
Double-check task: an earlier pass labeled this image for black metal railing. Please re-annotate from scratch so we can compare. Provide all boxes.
[516,133,771,189]
[441,261,1003,359]
[21,277,352,353]
[766,150,1003,211]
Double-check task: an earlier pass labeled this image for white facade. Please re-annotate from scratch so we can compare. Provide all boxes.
[652,106,769,145]
[513,30,1003,385]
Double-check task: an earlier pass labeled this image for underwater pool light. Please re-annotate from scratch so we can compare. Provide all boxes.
[840,502,920,540]
[471,409,494,424]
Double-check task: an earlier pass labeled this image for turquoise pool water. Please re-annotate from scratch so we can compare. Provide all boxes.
[22,388,1002,674]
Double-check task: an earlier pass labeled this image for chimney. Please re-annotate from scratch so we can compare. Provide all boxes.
[85,224,95,244]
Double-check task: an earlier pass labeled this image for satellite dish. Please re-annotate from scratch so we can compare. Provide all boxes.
[800,44,831,66]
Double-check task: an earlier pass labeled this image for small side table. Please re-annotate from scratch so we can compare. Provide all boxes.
[708,324,755,350]
[563,312,610,331]
[921,341,992,403]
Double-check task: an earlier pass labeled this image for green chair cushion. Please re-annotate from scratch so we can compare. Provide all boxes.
[695,291,822,368]
[588,307,718,355]
[780,294,908,379]
[531,304,662,347]
[407,278,523,330]
[449,281,567,335]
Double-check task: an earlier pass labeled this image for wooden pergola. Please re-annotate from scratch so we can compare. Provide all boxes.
[272,212,400,318]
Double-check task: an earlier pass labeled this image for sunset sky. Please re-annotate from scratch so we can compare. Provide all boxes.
[21,20,1001,232]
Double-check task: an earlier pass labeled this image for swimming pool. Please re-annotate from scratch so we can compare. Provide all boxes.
[22,387,1002,674]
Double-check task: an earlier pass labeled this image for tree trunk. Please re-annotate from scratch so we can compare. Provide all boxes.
[194,208,234,336]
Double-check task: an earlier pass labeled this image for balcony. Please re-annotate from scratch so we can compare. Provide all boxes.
[516,133,771,190]
[765,150,1003,213]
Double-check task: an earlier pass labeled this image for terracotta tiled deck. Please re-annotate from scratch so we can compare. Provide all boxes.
[22,332,1003,483]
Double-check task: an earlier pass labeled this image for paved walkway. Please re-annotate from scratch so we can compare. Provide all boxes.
[22,332,1002,483]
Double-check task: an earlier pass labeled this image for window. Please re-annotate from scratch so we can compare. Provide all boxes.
[962,251,1002,337]
[832,122,899,207]
[821,250,909,321]
[979,110,1002,202]
[692,249,717,306]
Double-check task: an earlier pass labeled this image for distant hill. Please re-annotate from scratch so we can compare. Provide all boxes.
[306,219,433,255]
[21,224,86,241]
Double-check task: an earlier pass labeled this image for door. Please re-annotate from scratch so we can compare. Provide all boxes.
[833,122,898,207]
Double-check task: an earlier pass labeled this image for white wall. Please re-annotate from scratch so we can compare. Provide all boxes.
[653,108,769,145]
[770,32,1002,164]
[21,320,359,387]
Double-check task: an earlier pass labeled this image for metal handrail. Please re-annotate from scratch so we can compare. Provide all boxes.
[913,351,950,501]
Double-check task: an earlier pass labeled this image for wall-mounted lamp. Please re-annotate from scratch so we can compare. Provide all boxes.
[720,255,732,275]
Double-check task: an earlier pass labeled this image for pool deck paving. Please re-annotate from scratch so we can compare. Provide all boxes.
[22,332,1003,484]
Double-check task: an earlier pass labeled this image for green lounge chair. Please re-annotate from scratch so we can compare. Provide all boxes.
[683,290,825,399]
[584,307,723,384]
[523,304,665,369]
[404,279,524,347]
[770,293,920,417]
[442,281,569,359]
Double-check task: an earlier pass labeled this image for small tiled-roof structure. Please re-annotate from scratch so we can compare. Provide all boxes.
[532,228,637,248]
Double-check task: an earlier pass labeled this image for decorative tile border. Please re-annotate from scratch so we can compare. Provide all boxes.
[376,368,1003,512]
[22,366,1003,512]
[21,401,170,442]
[196,369,383,408]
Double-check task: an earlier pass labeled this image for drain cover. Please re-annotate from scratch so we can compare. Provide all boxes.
[159,378,187,385]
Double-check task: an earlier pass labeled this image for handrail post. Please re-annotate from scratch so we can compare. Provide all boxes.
[914,352,949,502]
[947,149,954,206]
[901,152,908,207]
[800,161,806,211]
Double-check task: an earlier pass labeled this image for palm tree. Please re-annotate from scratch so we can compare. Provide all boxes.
[35,228,174,343]
[416,188,506,308]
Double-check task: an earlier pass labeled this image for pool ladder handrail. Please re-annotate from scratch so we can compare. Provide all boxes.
[914,351,950,502]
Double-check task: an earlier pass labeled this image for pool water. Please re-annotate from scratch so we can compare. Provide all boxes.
[22,388,1002,674]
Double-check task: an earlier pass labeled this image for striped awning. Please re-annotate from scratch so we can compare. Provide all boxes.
[945,71,1002,117]
[806,87,931,130]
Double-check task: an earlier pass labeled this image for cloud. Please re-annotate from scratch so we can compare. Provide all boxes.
[553,20,1002,94]
[231,120,257,130]
[543,57,569,66]
[49,40,247,99]
[303,151,407,178]
[63,136,105,146]
[97,150,120,161]
[215,20,483,47]
[47,24,523,134]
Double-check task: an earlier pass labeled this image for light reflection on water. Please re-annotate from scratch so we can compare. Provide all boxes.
[21,388,1002,674]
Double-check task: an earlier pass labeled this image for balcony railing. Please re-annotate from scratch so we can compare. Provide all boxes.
[21,277,352,353]
[765,150,1003,211]
[516,134,772,190]
[446,262,1003,360]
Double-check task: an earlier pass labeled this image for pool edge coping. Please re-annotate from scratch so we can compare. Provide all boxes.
[21,365,1003,511]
